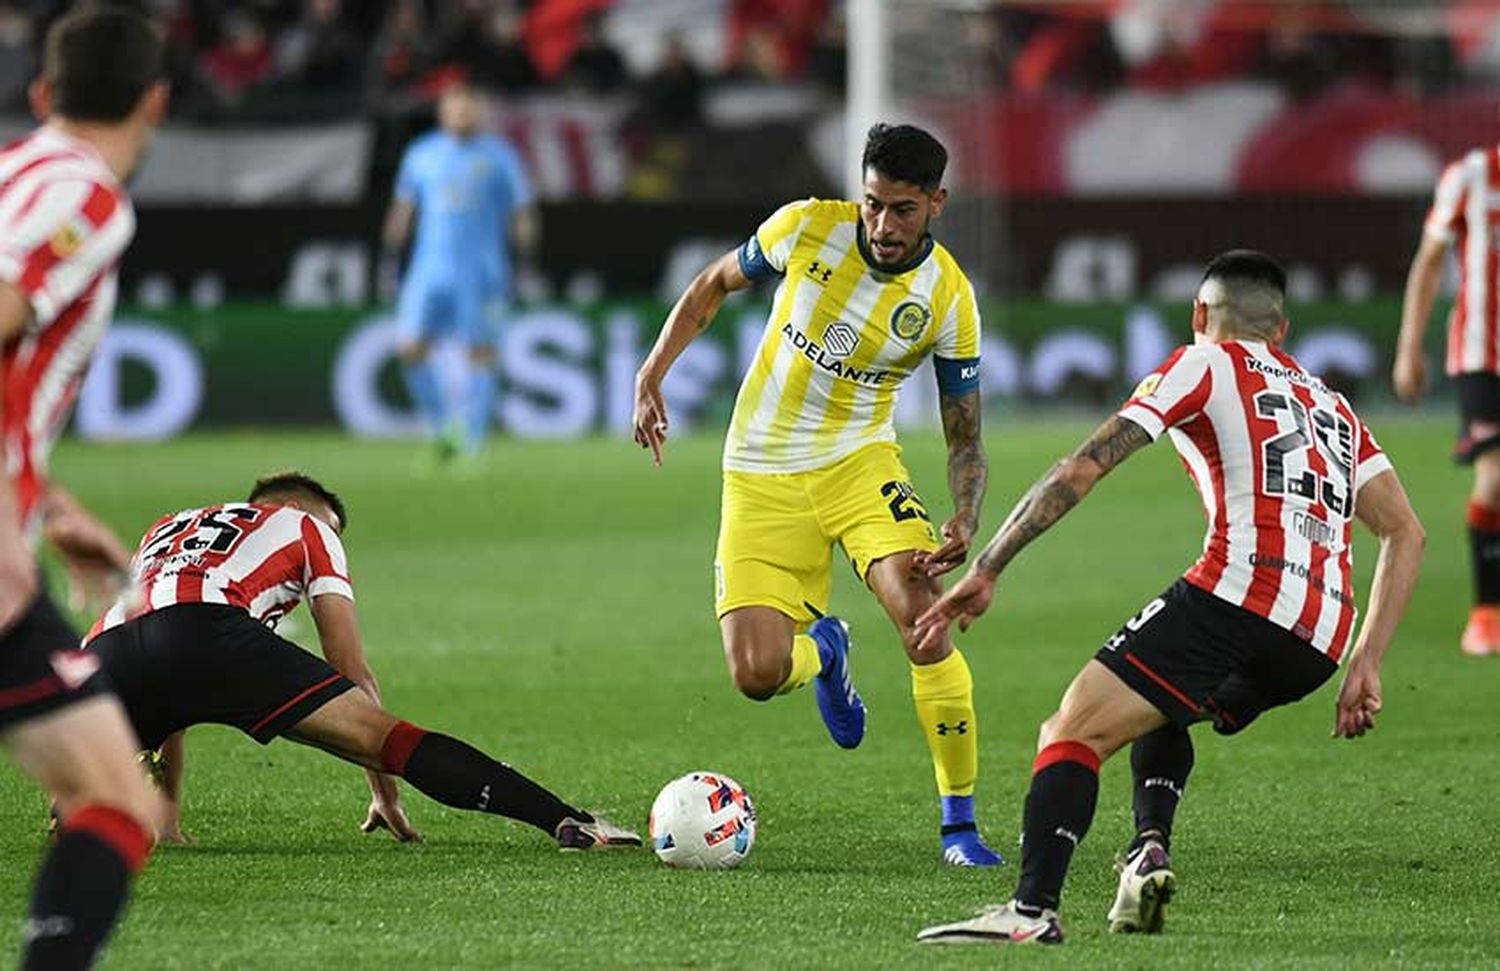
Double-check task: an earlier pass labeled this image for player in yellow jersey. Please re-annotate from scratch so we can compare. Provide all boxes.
[632,124,999,865]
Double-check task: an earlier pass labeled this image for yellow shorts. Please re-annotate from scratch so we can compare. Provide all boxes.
[714,442,940,625]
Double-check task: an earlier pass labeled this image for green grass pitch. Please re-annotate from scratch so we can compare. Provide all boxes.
[1,417,1497,969]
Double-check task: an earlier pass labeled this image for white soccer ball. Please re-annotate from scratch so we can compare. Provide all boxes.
[649,771,757,869]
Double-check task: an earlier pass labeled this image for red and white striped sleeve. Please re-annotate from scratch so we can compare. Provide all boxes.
[300,515,354,602]
[1353,416,1394,493]
[0,177,133,325]
[1117,345,1215,440]
[1423,156,1470,244]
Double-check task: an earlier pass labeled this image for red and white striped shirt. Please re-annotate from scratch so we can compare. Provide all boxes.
[0,128,135,533]
[85,504,354,641]
[1426,147,1500,376]
[1118,340,1392,661]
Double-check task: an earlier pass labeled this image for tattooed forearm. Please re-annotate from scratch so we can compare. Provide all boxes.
[975,467,1079,576]
[973,415,1151,578]
[940,390,988,529]
[1078,415,1153,473]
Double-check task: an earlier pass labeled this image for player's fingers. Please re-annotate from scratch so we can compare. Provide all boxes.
[923,557,965,578]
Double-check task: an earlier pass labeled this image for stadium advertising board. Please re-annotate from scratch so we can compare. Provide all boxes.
[77,299,1423,441]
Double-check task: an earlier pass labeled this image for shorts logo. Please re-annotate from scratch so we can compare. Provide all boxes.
[822,321,859,359]
[890,301,930,341]
[49,650,100,689]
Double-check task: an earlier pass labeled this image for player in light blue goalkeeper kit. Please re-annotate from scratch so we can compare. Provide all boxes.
[381,81,538,465]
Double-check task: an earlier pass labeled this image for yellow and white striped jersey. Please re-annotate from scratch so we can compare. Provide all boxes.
[724,198,982,473]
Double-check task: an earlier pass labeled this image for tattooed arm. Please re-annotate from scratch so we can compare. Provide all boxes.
[633,250,752,464]
[917,390,988,577]
[913,415,1154,649]
[975,415,1153,577]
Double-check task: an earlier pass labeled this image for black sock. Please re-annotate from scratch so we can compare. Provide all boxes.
[1014,742,1100,912]
[1129,725,1193,853]
[23,809,147,971]
[1467,502,1500,604]
[395,730,585,836]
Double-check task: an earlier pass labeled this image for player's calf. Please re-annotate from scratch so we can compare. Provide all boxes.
[376,720,639,848]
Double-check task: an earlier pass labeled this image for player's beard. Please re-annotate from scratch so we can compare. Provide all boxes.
[870,214,929,273]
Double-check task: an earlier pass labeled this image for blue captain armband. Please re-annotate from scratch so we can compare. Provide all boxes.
[934,356,981,396]
[738,235,780,281]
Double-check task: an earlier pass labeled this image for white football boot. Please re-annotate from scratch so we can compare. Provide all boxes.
[917,901,1064,945]
[1107,838,1176,933]
[555,815,643,850]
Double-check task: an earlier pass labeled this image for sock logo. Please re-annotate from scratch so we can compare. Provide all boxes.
[22,916,74,943]
[1053,827,1080,846]
[477,784,491,811]
[935,721,968,736]
[1143,777,1184,799]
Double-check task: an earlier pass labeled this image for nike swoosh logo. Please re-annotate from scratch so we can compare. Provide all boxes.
[1009,923,1050,943]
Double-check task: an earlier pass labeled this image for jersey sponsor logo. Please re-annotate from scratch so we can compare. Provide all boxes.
[1247,552,1354,607]
[1243,355,1328,393]
[1291,510,1336,549]
[890,301,930,341]
[821,321,859,358]
[780,323,889,386]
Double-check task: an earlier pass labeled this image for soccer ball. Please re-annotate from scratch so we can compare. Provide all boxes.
[648,771,756,869]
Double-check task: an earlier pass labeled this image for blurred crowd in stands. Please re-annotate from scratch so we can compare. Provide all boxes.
[1,2,1496,126]
[0,0,845,124]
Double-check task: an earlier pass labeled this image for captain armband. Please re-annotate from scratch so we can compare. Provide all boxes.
[935,356,981,396]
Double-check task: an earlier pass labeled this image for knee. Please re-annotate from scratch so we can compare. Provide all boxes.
[57,788,163,851]
[725,650,784,701]
[398,341,430,364]
[467,345,496,366]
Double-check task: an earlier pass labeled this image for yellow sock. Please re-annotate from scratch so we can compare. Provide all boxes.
[910,648,977,797]
[776,634,822,695]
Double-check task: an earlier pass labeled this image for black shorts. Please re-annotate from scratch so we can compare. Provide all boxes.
[1454,373,1500,463]
[1094,578,1338,735]
[0,589,108,732]
[86,603,355,751]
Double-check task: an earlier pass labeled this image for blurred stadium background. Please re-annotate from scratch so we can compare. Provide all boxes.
[4,0,1495,442]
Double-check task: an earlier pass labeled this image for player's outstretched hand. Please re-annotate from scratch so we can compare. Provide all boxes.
[632,374,669,466]
[914,518,974,577]
[42,501,130,614]
[362,796,422,843]
[913,569,997,652]
[1391,349,1427,404]
[1333,663,1382,739]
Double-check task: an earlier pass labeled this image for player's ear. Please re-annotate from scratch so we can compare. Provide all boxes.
[928,187,947,219]
[1272,316,1289,346]
[27,78,52,123]
[140,82,170,127]
[1190,299,1208,336]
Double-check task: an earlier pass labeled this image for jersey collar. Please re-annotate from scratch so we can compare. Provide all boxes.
[856,221,934,276]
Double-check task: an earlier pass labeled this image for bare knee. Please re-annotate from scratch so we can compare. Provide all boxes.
[398,340,431,364]
[725,647,785,700]
[1474,447,1500,505]
[53,767,163,838]
[467,345,496,367]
